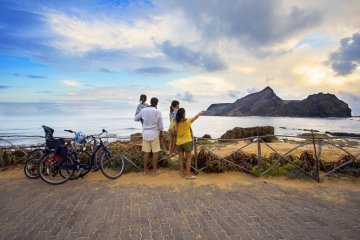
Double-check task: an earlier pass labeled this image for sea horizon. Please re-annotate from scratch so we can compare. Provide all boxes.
[1,115,360,147]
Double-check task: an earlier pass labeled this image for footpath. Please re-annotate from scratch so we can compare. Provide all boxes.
[0,168,359,240]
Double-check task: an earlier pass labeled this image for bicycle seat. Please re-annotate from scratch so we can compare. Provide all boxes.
[42,125,67,147]
[42,125,68,160]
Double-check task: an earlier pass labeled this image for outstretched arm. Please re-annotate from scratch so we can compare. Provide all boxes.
[191,111,204,123]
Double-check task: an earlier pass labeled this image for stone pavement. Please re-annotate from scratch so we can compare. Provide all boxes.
[0,173,360,240]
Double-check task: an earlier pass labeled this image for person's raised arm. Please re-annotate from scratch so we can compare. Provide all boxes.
[191,111,204,123]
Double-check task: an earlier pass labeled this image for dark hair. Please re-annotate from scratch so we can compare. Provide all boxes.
[150,97,158,106]
[139,94,147,103]
[170,100,179,112]
[175,108,185,123]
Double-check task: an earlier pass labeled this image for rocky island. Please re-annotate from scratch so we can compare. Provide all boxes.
[204,87,352,117]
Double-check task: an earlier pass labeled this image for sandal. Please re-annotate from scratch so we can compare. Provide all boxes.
[186,175,197,180]
[152,170,161,176]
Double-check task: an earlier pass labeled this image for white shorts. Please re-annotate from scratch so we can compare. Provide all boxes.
[142,136,161,153]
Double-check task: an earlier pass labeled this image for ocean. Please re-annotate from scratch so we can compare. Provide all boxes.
[1,116,360,147]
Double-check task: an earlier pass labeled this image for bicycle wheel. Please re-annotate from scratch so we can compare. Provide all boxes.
[38,152,75,185]
[27,148,45,161]
[24,157,40,179]
[99,148,125,179]
[69,149,91,179]
[76,149,91,177]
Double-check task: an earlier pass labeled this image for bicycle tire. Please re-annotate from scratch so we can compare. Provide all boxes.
[76,149,92,177]
[24,157,40,179]
[37,152,75,185]
[68,149,92,179]
[27,148,45,161]
[99,148,125,179]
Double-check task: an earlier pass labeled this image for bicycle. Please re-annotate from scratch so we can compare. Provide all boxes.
[37,128,125,185]
[24,128,92,180]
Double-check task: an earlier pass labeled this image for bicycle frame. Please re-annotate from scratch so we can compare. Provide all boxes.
[57,133,109,171]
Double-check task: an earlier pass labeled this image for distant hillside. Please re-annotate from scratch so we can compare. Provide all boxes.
[204,87,352,117]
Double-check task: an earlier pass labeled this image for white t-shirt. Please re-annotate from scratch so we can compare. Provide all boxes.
[134,106,164,141]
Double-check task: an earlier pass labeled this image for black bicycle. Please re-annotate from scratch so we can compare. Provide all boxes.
[37,129,125,185]
[24,129,91,179]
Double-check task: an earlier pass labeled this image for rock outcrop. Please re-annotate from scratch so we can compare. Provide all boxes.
[325,132,360,138]
[204,87,352,117]
[220,126,277,142]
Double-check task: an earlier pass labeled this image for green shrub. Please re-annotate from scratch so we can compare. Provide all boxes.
[268,166,287,176]
[283,163,296,171]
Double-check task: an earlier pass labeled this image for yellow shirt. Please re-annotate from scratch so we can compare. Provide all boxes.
[176,119,192,145]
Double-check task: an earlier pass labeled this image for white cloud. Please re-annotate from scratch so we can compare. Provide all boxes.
[45,10,199,56]
[167,76,235,95]
[230,66,258,74]
[61,80,81,86]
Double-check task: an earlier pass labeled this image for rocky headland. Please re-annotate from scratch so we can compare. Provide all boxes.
[204,87,352,117]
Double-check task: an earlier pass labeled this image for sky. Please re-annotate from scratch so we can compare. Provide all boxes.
[1,0,360,118]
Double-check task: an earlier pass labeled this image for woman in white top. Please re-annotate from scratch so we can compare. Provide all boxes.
[135,94,149,125]
[168,100,179,154]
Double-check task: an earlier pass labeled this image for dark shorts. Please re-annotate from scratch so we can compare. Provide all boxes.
[176,141,193,152]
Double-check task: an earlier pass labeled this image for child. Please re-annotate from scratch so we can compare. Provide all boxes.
[168,100,179,154]
[135,94,149,125]
[174,108,203,179]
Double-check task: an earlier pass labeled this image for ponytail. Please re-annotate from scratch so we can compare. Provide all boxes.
[170,100,179,113]
[139,94,147,103]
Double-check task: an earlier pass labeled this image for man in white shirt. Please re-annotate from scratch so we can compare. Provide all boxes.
[134,97,163,176]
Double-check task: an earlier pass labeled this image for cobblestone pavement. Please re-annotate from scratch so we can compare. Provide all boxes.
[0,175,359,240]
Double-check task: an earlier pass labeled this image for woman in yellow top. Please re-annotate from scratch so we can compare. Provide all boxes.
[174,108,203,179]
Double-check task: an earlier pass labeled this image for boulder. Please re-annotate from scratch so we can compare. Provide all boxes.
[220,126,277,142]
[130,132,142,144]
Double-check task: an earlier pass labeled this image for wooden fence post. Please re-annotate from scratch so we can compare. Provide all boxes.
[0,148,4,169]
[257,136,261,170]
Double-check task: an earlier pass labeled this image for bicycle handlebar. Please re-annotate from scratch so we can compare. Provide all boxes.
[86,129,108,140]
[64,129,75,133]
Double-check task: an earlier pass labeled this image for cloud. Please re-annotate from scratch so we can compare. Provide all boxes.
[331,62,358,76]
[165,0,322,56]
[167,76,235,95]
[61,80,81,86]
[134,66,175,75]
[328,32,360,76]
[99,68,112,73]
[36,91,53,93]
[231,66,258,74]
[339,90,360,102]
[265,77,274,83]
[227,90,240,98]
[26,75,46,79]
[12,73,45,78]
[0,86,11,89]
[247,87,259,94]
[180,91,197,103]
[161,40,227,72]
